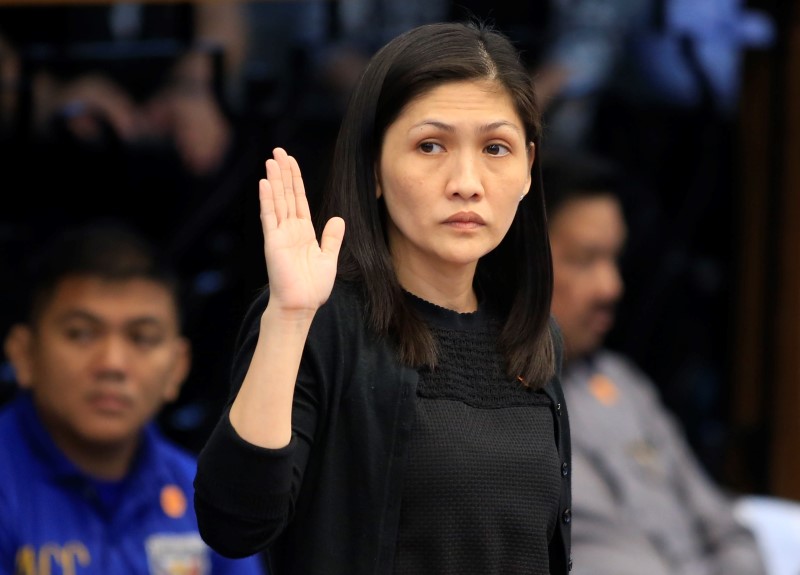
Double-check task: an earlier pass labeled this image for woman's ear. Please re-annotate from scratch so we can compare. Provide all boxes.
[4,324,34,389]
[522,141,536,198]
[527,141,536,172]
[374,166,383,199]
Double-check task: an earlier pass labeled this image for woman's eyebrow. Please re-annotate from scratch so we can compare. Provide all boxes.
[410,119,522,135]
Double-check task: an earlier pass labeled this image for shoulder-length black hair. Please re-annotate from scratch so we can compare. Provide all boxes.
[316,21,555,388]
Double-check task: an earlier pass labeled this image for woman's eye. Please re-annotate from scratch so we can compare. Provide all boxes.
[486,143,510,156]
[419,142,443,153]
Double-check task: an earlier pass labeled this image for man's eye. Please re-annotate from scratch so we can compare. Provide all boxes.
[566,254,595,270]
[131,332,164,349]
[486,143,510,156]
[65,327,96,343]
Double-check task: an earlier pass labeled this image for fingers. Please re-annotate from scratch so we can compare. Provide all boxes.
[264,148,310,223]
[259,178,277,232]
[274,148,296,219]
[288,155,311,220]
[265,156,287,224]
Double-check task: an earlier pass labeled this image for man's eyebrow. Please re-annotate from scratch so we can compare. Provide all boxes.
[53,309,102,324]
[54,309,166,327]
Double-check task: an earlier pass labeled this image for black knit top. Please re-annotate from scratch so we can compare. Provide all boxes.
[193,282,572,575]
[393,295,561,574]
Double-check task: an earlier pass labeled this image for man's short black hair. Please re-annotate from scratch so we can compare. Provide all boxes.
[24,218,182,325]
[541,150,623,220]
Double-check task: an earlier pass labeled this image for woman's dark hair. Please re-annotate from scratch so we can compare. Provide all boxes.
[317,21,555,388]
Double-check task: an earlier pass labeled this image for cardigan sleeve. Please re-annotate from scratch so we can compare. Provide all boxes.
[193,287,320,559]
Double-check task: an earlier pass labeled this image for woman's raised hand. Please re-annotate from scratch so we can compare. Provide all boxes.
[259,148,345,315]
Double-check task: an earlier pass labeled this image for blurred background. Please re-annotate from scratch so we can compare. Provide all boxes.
[1,0,799,501]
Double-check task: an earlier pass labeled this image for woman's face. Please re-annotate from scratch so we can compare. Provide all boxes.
[377,79,534,286]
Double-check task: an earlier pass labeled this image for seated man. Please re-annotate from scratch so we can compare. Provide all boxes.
[543,153,772,575]
[0,221,265,575]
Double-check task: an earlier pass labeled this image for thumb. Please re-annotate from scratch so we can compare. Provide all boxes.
[320,217,345,257]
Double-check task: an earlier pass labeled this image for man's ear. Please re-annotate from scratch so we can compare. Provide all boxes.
[161,336,191,404]
[4,324,34,390]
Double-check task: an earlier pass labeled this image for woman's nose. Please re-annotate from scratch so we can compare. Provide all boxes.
[446,152,484,199]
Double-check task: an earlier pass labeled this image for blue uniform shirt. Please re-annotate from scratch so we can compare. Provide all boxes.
[0,392,265,575]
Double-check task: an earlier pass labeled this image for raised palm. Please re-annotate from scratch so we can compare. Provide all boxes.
[259,148,345,314]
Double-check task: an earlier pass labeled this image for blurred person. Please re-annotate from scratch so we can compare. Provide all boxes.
[300,0,550,122]
[0,2,328,464]
[544,151,800,575]
[0,2,245,178]
[302,0,450,110]
[0,221,266,575]
[532,0,776,455]
[193,21,572,575]
[531,0,775,150]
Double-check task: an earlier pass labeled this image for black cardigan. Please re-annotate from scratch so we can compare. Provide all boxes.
[194,281,572,574]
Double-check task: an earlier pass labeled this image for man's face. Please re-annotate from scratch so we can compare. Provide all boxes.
[7,276,190,452]
[549,194,627,360]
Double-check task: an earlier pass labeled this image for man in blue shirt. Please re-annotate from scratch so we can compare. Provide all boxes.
[0,221,265,575]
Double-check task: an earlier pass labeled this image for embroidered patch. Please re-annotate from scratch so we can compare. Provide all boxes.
[160,484,187,519]
[145,533,209,575]
[588,373,619,406]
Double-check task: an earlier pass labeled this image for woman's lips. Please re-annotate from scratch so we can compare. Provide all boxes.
[443,212,485,229]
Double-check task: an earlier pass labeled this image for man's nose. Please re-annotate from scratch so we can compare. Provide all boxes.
[95,335,130,373]
[598,261,624,301]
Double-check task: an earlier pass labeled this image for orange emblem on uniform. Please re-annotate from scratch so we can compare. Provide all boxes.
[588,373,619,406]
[160,484,187,518]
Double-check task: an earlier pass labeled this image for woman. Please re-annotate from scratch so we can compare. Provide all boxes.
[194,21,571,575]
